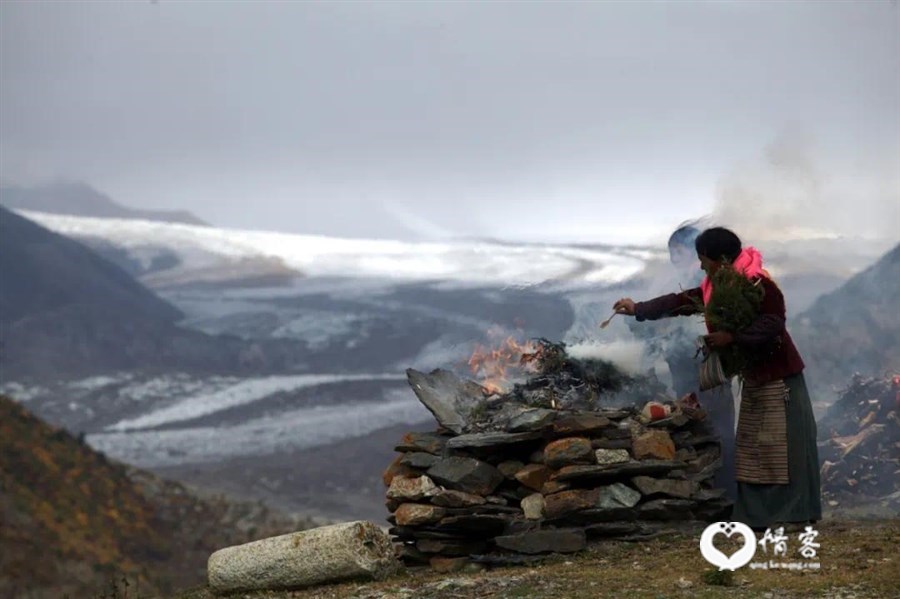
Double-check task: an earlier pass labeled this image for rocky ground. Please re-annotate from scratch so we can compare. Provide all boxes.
[175,518,899,599]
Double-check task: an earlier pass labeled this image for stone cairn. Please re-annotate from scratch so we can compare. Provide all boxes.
[384,341,731,571]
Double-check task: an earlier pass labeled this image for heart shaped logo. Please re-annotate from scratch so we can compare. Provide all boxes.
[700,521,757,571]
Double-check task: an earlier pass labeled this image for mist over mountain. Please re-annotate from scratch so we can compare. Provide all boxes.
[0,206,310,380]
[0,180,207,225]
[792,243,900,401]
[0,204,183,326]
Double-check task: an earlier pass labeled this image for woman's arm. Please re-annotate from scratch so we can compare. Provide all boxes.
[633,287,703,322]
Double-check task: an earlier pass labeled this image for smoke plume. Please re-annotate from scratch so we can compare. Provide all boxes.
[713,129,899,244]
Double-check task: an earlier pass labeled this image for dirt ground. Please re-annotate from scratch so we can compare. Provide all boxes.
[176,517,899,599]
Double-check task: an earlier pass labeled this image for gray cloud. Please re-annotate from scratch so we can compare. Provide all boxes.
[1,1,897,242]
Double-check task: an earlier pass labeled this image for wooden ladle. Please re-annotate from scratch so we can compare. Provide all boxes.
[599,311,618,329]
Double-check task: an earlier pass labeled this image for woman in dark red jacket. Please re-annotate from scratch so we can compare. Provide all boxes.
[613,227,821,530]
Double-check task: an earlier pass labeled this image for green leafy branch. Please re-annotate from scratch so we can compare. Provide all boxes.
[693,263,764,377]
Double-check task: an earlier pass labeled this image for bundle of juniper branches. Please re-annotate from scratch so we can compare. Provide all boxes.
[696,263,765,377]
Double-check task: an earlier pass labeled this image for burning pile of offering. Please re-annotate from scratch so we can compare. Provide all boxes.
[817,374,900,509]
[384,340,731,570]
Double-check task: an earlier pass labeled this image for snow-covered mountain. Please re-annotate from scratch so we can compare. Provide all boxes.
[16,210,658,289]
[1,181,208,225]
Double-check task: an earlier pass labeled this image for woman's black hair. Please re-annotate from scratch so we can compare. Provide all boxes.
[695,227,742,263]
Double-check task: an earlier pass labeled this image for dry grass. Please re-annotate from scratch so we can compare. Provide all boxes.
[174,518,899,599]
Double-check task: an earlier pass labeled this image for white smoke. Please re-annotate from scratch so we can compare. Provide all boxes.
[713,129,900,244]
[567,340,646,376]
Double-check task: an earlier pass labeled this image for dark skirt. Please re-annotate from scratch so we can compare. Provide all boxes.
[698,385,737,502]
[732,372,822,529]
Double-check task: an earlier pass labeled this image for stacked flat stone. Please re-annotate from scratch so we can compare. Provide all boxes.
[384,393,731,571]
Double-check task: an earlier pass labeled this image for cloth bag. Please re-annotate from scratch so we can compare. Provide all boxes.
[696,336,728,391]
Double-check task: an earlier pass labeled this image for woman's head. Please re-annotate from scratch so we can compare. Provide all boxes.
[694,227,742,275]
[667,223,701,268]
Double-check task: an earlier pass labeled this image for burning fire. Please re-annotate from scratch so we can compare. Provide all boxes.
[467,335,543,396]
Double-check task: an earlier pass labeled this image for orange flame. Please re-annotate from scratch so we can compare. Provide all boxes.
[467,336,542,395]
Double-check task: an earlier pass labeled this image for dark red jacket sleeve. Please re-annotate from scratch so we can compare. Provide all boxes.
[634,287,703,321]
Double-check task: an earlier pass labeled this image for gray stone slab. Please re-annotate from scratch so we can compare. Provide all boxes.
[631,476,700,499]
[394,431,449,455]
[407,368,488,434]
[427,457,504,495]
[596,482,642,509]
[494,529,586,554]
[507,408,558,432]
[554,460,687,482]
[399,452,440,469]
[446,431,541,450]
[637,498,697,520]
[430,489,486,508]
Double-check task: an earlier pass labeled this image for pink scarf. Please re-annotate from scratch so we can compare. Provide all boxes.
[700,246,770,305]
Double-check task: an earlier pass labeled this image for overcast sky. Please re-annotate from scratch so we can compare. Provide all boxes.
[1,1,898,243]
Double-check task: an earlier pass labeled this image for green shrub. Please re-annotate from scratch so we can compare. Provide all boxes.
[695,263,764,377]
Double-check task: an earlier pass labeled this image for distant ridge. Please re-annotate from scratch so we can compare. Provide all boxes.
[0,204,184,327]
[0,206,309,379]
[0,180,208,226]
[792,243,900,401]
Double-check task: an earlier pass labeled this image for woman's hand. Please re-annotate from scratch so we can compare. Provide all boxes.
[704,331,734,349]
[678,392,700,410]
[613,298,636,316]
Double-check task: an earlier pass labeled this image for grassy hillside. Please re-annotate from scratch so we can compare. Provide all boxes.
[0,395,313,598]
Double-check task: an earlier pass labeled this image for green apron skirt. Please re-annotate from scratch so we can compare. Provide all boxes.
[732,372,822,529]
